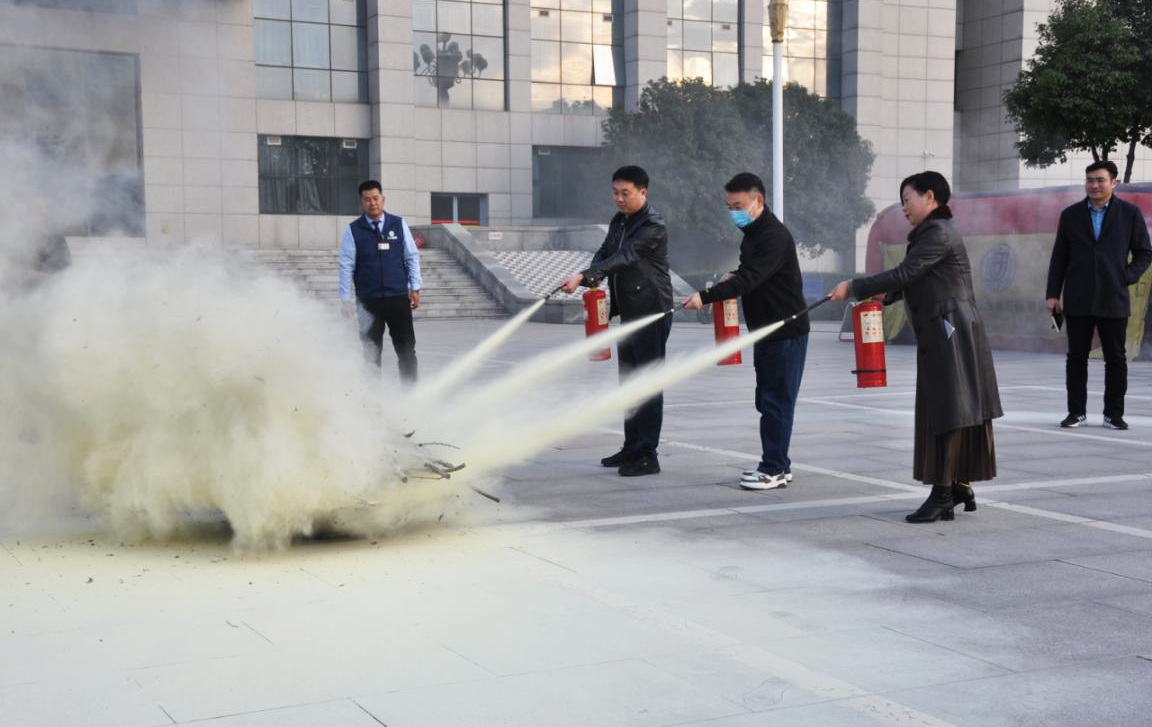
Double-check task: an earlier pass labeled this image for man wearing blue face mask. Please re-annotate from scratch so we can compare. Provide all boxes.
[683,172,809,490]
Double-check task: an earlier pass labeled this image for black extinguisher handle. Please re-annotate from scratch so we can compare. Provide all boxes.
[786,294,833,322]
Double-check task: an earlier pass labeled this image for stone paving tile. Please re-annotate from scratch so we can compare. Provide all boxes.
[904,560,1152,610]
[866,523,1151,568]
[887,656,1152,727]
[1062,550,1152,583]
[761,626,1012,693]
[177,700,385,727]
[890,600,1152,672]
[355,659,749,727]
[1020,492,1152,520]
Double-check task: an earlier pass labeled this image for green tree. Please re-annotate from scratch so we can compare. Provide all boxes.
[596,78,874,283]
[1003,0,1151,182]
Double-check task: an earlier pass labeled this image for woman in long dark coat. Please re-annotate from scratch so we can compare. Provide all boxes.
[831,171,1003,522]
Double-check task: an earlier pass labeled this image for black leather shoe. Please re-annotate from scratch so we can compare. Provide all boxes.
[619,455,660,477]
[906,485,956,523]
[953,482,977,512]
[600,449,637,467]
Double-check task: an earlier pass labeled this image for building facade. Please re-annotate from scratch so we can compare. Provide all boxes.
[0,0,1146,263]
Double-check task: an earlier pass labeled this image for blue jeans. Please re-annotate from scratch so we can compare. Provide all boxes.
[753,333,808,474]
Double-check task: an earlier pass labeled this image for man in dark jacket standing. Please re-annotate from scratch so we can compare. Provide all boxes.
[559,165,674,476]
[1046,161,1152,430]
[684,173,808,490]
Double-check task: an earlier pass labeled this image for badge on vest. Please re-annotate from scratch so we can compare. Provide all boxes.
[387,230,398,241]
[378,242,390,250]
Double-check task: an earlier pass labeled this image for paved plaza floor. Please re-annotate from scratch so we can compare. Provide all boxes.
[4,319,1152,727]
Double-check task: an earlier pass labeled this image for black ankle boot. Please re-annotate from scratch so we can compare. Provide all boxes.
[906,485,956,523]
[953,482,977,512]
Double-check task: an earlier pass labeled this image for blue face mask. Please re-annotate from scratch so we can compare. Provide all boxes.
[729,208,755,228]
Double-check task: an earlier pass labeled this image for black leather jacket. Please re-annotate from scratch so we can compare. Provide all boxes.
[581,204,674,320]
[852,215,1003,435]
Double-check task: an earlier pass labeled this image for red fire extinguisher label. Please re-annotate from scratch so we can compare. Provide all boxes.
[860,309,884,344]
[722,299,739,327]
[596,298,608,326]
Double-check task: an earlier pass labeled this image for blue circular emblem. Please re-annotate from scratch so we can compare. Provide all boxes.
[980,244,1015,292]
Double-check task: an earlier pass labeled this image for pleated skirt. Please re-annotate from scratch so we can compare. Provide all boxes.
[913,418,997,485]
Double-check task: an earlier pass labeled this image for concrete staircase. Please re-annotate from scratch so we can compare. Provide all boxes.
[239,248,507,319]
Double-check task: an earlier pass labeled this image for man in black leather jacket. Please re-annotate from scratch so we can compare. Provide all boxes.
[559,165,674,476]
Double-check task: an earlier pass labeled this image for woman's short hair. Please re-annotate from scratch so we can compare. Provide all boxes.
[900,171,952,219]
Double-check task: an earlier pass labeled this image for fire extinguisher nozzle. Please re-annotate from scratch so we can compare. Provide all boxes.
[543,284,565,300]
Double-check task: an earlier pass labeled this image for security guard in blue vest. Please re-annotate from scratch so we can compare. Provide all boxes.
[339,180,422,381]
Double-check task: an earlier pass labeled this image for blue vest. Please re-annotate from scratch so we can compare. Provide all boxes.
[351,214,409,298]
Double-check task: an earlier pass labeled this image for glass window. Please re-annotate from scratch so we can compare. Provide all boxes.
[532,9,560,39]
[591,44,616,86]
[470,35,505,79]
[713,52,738,87]
[592,13,614,44]
[683,21,710,51]
[331,70,366,102]
[762,0,835,98]
[431,194,455,223]
[257,66,294,97]
[667,49,684,80]
[257,0,367,101]
[532,82,563,112]
[712,22,737,53]
[667,0,743,85]
[413,0,437,31]
[533,0,620,113]
[712,0,737,22]
[532,40,562,82]
[294,68,331,100]
[431,193,488,225]
[255,0,291,19]
[474,79,505,110]
[329,25,364,71]
[438,1,472,34]
[445,78,473,108]
[457,195,482,224]
[683,51,711,83]
[255,20,293,66]
[259,135,368,215]
[682,0,709,20]
[473,3,504,36]
[416,1,507,109]
[560,42,592,84]
[292,0,328,22]
[561,10,592,43]
[329,0,363,25]
[293,22,330,68]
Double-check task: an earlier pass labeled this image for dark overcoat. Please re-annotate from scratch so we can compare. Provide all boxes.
[852,216,1003,436]
[1045,195,1152,318]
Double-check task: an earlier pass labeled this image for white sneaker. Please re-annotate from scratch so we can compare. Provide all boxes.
[741,469,793,484]
[739,472,789,490]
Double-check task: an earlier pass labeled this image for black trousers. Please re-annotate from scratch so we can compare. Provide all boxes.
[1065,314,1127,418]
[617,313,673,456]
[358,296,418,382]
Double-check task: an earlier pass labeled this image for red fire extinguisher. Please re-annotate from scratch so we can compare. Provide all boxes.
[851,300,887,387]
[712,297,742,365]
[583,284,611,361]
